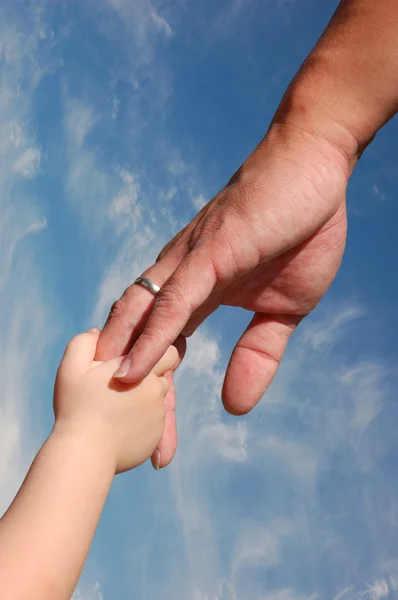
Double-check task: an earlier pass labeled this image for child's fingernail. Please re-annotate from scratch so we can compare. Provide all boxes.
[87,328,99,333]
[114,357,130,378]
[153,450,161,470]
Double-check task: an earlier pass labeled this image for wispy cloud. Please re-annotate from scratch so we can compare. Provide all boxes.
[72,582,104,600]
[62,98,113,235]
[232,519,295,577]
[12,146,42,178]
[149,6,173,38]
[259,591,317,600]
[0,12,56,514]
[301,303,365,351]
[372,184,386,202]
[332,577,398,600]
[2,3,396,600]
[155,301,396,599]
[101,0,174,71]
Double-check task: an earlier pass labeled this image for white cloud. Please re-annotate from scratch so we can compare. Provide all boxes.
[62,98,115,235]
[332,588,355,600]
[0,16,55,514]
[149,6,173,38]
[8,3,391,599]
[155,299,395,598]
[72,582,104,600]
[107,0,172,39]
[65,102,98,149]
[0,216,47,292]
[192,194,207,211]
[363,580,389,600]
[331,577,398,600]
[67,5,396,590]
[12,146,42,177]
[338,361,385,432]
[182,331,221,377]
[258,591,317,600]
[372,184,385,202]
[0,272,52,514]
[108,170,141,235]
[103,0,174,70]
[301,304,364,352]
[196,421,249,463]
[232,520,294,577]
[260,436,318,487]
[390,576,398,591]
[91,174,158,325]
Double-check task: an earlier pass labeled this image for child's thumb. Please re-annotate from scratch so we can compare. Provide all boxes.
[61,328,101,371]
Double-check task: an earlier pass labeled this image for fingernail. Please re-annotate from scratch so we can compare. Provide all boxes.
[87,327,99,333]
[153,449,161,470]
[114,356,131,378]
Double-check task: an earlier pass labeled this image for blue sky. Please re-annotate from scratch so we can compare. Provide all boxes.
[1,1,397,599]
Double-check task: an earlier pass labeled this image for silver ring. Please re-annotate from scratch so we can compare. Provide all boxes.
[133,275,161,296]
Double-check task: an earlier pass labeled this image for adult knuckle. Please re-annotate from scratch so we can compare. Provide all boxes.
[156,284,185,315]
[157,229,189,263]
[156,239,175,262]
[156,248,166,262]
[224,177,263,221]
[143,312,171,342]
[108,295,128,322]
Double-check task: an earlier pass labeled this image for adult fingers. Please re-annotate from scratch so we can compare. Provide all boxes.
[114,249,218,382]
[181,292,222,337]
[222,313,301,415]
[151,370,178,470]
[151,337,186,469]
[95,251,183,363]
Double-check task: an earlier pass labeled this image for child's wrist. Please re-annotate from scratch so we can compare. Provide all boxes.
[52,419,117,476]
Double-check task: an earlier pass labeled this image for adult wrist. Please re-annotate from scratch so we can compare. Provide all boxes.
[272,0,398,171]
[271,63,366,176]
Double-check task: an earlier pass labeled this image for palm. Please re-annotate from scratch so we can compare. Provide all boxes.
[222,205,347,316]
[186,206,346,417]
[177,131,350,414]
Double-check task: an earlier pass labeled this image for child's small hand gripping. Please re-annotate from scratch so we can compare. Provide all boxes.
[54,328,180,473]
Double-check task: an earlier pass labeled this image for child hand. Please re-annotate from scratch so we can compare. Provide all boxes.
[53,329,179,473]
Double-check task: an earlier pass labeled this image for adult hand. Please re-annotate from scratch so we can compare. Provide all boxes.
[96,0,398,469]
[96,119,351,467]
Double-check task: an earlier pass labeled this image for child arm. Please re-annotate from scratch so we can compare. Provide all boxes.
[0,425,115,600]
[0,329,178,600]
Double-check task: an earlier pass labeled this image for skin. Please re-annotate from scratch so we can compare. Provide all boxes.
[96,0,398,469]
[0,329,181,600]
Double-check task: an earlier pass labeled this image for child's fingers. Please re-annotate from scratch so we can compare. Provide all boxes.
[158,375,170,397]
[152,346,179,376]
[152,336,186,376]
[61,328,101,372]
